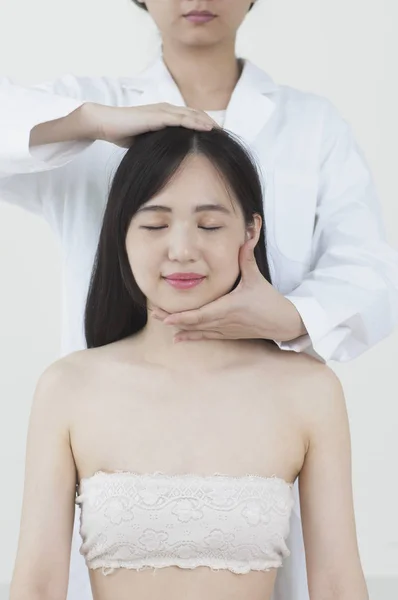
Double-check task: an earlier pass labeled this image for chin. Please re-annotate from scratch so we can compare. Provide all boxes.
[155,286,232,315]
[179,32,223,47]
[158,296,209,314]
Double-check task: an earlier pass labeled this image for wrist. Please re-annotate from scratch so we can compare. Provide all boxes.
[76,102,103,141]
[29,104,95,147]
[276,300,307,342]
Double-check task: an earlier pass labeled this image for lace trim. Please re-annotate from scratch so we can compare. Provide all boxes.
[87,556,283,577]
[78,469,294,489]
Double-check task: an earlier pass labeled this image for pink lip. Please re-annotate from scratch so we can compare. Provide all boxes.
[164,273,206,290]
[184,12,216,24]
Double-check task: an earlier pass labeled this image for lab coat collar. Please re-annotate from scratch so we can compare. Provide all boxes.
[121,54,278,142]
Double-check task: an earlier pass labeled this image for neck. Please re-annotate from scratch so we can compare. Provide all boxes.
[161,39,242,110]
[135,311,254,372]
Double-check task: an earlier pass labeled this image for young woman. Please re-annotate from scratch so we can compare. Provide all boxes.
[1,1,397,600]
[10,126,368,600]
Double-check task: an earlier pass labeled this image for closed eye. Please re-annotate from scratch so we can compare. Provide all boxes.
[140,226,223,231]
[199,226,223,231]
[140,226,167,230]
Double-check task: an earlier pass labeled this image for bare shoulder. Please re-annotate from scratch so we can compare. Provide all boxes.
[290,352,342,393]
[35,339,140,404]
[285,354,347,447]
[36,350,88,392]
[282,350,344,405]
[262,343,339,385]
[262,347,346,441]
[271,346,342,392]
[33,348,102,412]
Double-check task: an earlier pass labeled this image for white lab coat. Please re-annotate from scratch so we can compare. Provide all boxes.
[1,54,397,600]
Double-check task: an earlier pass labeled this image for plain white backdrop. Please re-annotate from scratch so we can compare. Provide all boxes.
[0,0,397,592]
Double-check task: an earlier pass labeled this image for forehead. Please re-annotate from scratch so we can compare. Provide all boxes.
[144,154,239,212]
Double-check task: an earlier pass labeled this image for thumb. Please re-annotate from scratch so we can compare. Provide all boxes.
[239,241,259,282]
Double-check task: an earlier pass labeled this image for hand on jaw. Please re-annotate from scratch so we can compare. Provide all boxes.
[151,242,307,344]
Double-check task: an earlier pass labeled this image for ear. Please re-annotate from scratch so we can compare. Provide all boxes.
[245,213,262,249]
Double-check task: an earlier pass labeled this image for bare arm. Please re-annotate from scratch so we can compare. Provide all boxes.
[29,103,93,147]
[9,365,77,600]
[29,101,215,148]
[299,368,369,600]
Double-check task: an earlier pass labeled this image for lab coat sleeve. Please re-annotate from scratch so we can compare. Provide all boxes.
[275,101,398,362]
[0,75,96,215]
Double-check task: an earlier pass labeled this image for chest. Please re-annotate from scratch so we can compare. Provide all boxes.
[71,367,305,484]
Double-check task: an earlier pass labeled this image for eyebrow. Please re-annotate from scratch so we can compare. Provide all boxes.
[136,203,231,215]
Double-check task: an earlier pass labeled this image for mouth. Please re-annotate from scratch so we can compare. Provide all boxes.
[183,10,217,24]
[163,273,206,290]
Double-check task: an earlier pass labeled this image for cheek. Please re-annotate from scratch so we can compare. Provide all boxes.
[207,238,241,278]
[151,5,179,34]
[125,237,156,291]
[125,236,139,273]
[219,6,248,29]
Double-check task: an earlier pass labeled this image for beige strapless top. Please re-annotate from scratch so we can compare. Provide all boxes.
[75,471,295,576]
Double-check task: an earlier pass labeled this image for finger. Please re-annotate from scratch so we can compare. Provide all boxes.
[149,307,170,320]
[164,297,229,328]
[239,241,260,282]
[173,321,223,332]
[183,108,220,128]
[178,114,214,131]
[164,308,211,328]
[162,104,216,130]
[180,112,215,130]
[174,330,225,343]
[171,105,214,122]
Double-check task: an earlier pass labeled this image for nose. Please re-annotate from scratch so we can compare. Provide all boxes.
[167,226,200,263]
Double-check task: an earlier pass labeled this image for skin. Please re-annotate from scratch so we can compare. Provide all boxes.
[136,0,256,110]
[138,0,255,49]
[10,155,368,600]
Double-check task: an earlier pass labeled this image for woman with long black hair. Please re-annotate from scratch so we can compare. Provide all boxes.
[10,126,368,600]
[1,2,396,600]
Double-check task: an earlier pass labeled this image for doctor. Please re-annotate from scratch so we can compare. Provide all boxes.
[1,1,397,599]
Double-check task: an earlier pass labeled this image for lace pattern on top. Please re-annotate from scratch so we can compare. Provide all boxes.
[75,471,295,576]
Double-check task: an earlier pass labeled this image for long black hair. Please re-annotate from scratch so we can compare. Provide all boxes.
[131,1,256,12]
[84,126,271,348]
